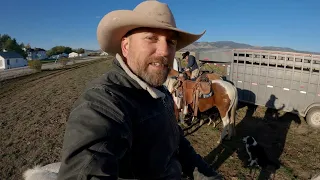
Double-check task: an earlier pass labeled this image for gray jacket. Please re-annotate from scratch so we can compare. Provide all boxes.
[57,54,219,180]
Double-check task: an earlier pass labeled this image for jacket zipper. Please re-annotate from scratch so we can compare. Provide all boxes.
[161,97,180,148]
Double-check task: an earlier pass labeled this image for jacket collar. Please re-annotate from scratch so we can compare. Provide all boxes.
[115,54,166,99]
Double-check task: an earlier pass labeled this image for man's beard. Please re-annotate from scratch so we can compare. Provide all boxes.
[135,56,170,87]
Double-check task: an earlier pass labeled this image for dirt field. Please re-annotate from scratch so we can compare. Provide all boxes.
[1,58,319,180]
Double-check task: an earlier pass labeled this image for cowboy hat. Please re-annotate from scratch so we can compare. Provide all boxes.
[97,0,206,55]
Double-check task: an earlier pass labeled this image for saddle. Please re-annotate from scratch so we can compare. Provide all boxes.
[182,78,214,117]
[198,82,212,97]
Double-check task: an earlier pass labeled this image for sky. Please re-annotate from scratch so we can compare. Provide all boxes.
[1,0,319,52]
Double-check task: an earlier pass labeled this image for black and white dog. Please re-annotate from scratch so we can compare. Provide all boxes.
[242,136,280,169]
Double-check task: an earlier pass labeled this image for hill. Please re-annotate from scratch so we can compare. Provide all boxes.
[181,41,320,55]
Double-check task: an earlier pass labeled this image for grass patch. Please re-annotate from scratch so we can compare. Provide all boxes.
[28,60,42,72]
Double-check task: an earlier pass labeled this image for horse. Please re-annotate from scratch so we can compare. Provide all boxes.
[165,68,223,123]
[165,70,238,144]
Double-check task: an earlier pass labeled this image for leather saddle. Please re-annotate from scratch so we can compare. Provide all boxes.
[182,79,214,117]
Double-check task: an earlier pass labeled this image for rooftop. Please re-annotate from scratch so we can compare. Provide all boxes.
[0,51,24,59]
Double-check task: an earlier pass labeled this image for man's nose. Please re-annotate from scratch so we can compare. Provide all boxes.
[156,38,171,57]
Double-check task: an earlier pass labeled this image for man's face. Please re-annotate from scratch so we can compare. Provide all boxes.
[121,28,177,87]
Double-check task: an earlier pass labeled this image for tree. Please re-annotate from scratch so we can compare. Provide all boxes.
[75,48,85,54]
[0,34,27,58]
[46,46,73,57]
[25,43,31,49]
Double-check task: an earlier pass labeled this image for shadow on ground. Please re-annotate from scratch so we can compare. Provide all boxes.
[182,93,302,180]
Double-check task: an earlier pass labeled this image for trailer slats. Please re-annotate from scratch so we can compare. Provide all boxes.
[199,49,320,116]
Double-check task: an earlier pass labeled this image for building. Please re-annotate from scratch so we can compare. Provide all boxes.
[68,52,79,58]
[25,48,47,60]
[100,52,108,56]
[0,51,28,69]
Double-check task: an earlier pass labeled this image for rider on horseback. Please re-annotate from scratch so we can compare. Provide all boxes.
[182,51,200,79]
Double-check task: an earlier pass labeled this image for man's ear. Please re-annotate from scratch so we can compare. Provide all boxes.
[121,37,130,58]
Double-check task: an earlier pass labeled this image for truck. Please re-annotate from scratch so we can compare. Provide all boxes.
[198,49,320,129]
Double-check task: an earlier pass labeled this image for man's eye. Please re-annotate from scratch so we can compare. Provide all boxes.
[146,36,157,41]
[169,40,177,46]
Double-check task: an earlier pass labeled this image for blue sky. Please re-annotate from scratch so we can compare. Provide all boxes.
[1,0,319,52]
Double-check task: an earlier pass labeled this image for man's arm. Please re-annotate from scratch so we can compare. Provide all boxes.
[177,126,220,179]
[57,86,132,180]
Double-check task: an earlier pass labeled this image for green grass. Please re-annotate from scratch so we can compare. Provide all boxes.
[39,59,57,64]
[178,59,227,75]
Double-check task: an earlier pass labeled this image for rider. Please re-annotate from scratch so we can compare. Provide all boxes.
[182,51,200,79]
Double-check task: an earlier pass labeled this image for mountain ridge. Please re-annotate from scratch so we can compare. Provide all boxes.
[180,41,320,55]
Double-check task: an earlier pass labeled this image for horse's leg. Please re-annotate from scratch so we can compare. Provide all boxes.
[179,112,188,127]
[190,103,197,123]
[218,114,230,144]
[191,116,197,123]
[199,118,204,126]
[208,113,220,127]
[228,86,238,139]
[207,114,215,127]
[208,116,213,126]
[176,97,188,127]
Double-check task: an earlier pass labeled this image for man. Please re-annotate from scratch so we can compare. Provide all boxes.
[182,51,200,79]
[57,1,222,180]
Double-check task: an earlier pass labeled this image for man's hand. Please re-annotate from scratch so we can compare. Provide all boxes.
[193,167,224,180]
[185,68,190,71]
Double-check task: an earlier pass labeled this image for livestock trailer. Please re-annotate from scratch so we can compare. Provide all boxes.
[199,49,320,128]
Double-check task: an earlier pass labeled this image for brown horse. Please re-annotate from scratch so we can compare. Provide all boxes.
[165,70,238,144]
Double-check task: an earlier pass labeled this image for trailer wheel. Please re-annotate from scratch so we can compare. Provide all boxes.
[306,107,320,129]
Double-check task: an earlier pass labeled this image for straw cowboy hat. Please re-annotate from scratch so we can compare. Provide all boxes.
[97,0,206,55]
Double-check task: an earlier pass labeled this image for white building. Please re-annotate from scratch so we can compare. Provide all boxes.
[0,51,28,70]
[68,52,79,58]
[100,52,108,56]
[25,48,47,60]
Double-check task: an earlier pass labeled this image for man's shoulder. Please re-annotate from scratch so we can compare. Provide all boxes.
[71,72,134,118]
[82,71,129,99]
[189,55,196,60]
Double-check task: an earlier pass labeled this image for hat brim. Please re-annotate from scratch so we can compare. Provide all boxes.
[97,10,206,55]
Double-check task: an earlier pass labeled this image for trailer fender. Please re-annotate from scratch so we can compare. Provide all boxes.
[302,103,320,117]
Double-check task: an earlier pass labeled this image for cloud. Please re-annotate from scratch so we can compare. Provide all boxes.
[95,16,101,19]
